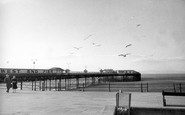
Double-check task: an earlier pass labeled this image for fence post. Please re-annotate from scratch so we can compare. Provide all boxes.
[180,83,182,93]
[141,83,143,92]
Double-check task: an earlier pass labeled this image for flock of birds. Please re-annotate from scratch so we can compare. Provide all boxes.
[118,44,132,58]
[71,34,133,58]
[71,23,141,58]
[72,34,102,51]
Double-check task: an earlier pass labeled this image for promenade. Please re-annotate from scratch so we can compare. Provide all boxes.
[1,88,185,115]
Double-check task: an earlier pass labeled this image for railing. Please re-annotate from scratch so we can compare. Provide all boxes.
[79,82,149,92]
[1,76,185,93]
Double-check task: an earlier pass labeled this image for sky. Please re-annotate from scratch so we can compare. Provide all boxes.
[1,0,185,73]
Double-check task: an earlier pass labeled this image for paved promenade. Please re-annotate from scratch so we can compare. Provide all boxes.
[0,88,185,115]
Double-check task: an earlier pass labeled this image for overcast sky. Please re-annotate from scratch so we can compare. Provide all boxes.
[1,0,185,73]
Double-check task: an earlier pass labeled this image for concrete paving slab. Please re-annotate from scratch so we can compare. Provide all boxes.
[0,89,185,115]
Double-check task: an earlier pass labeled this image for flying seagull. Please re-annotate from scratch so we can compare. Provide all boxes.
[84,35,92,41]
[137,24,141,27]
[73,47,82,50]
[125,44,132,48]
[92,43,101,47]
[118,53,130,57]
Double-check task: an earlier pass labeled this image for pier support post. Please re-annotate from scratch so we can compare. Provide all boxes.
[68,78,70,90]
[32,79,33,91]
[39,78,41,91]
[58,78,61,91]
[98,77,100,84]
[109,82,111,92]
[34,78,36,91]
[91,77,94,85]
[49,77,51,91]
[42,80,45,91]
[76,78,79,89]
[55,77,57,91]
[82,83,85,92]
[85,76,87,87]
[65,78,66,90]
[20,77,23,90]
[45,78,47,91]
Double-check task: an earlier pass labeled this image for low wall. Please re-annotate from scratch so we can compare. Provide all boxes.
[130,107,185,115]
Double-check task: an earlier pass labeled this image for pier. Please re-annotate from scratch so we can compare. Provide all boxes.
[0,68,141,91]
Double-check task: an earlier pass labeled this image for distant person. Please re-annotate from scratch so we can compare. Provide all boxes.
[4,74,12,93]
[11,76,18,93]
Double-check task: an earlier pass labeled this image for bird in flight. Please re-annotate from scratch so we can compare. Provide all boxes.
[125,44,132,48]
[118,53,130,57]
[92,42,101,47]
[84,35,92,41]
[137,24,141,27]
[73,47,82,50]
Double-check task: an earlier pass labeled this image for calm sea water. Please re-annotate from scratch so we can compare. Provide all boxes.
[141,73,185,81]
